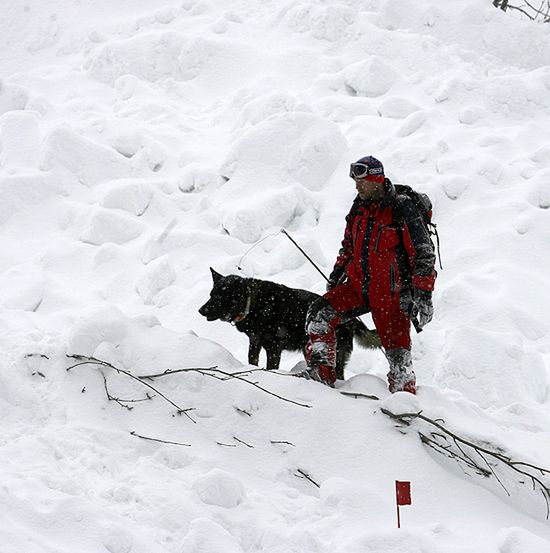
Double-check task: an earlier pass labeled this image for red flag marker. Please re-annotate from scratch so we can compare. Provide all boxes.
[395,481,412,528]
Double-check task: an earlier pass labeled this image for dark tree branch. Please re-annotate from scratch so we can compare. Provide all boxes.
[296,468,320,488]
[475,447,511,496]
[102,373,133,410]
[493,0,550,21]
[139,366,267,379]
[339,391,380,400]
[235,407,252,417]
[130,431,191,447]
[233,436,254,448]
[507,4,536,18]
[101,373,154,410]
[140,365,312,409]
[66,354,196,423]
[382,408,550,518]
[419,431,492,477]
[139,366,219,379]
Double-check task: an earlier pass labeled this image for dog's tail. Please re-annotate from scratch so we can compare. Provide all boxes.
[351,319,381,349]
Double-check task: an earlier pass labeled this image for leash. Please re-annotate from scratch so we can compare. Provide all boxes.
[280,229,330,283]
[236,229,328,283]
[237,231,282,272]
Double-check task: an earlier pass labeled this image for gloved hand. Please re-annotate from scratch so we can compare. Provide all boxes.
[413,289,433,329]
[326,265,346,292]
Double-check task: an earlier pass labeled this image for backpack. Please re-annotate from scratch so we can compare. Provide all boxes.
[393,184,442,270]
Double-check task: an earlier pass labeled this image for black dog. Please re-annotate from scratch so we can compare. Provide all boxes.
[199,268,380,378]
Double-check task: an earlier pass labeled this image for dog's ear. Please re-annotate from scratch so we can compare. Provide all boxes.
[210,267,223,284]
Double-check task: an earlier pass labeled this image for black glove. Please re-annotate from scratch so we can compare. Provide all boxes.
[326,265,346,292]
[412,289,433,329]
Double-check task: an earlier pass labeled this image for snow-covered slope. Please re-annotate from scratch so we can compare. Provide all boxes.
[1,1,550,551]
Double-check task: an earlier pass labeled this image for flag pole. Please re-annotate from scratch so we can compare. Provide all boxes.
[395,481,401,529]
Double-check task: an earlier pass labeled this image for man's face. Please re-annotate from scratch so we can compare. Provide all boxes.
[354,177,385,200]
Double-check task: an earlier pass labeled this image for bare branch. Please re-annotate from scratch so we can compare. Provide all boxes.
[382,408,550,518]
[339,391,380,400]
[271,440,295,447]
[419,432,492,477]
[475,447,511,496]
[139,364,311,408]
[494,0,550,21]
[25,353,50,360]
[130,431,191,447]
[233,436,254,448]
[139,366,268,380]
[102,373,133,410]
[66,354,196,423]
[296,468,320,488]
[234,407,252,417]
[139,366,219,379]
[202,367,312,408]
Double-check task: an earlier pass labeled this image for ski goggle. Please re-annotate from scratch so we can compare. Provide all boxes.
[349,163,384,179]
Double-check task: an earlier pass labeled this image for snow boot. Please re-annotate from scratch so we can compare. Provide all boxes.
[385,348,416,395]
[310,364,337,387]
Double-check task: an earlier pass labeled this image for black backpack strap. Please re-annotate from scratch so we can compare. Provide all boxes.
[429,222,443,270]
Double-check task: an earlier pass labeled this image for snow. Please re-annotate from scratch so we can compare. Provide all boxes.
[1,0,550,551]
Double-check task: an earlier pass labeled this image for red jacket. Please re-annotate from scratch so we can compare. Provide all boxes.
[334,180,436,310]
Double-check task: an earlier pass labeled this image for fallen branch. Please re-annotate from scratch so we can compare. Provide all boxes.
[233,436,254,448]
[140,365,312,409]
[235,407,252,417]
[139,366,219,379]
[381,408,550,518]
[139,366,267,379]
[130,431,191,447]
[493,0,550,21]
[102,373,153,410]
[339,391,379,401]
[25,353,50,360]
[296,468,320,488]
[66,354,196,423]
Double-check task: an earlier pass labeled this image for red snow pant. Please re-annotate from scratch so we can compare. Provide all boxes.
[305,282,411,375]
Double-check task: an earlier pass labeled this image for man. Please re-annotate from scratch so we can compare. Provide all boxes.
[304,156,436,394]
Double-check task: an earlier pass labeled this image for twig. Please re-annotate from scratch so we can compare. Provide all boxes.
[139,366,219,379]
[382,408,550,518]
[496,0,550,21]
[296,468,320,488]
[101,373,154,410]
[140,366,268,379]
[102,373,132,410]
[233,436,254,448]
[506,3,536,18]
[140,365,311,408]
[475,448,511,496]
[130,431,191,447]
[339,391,379,400]
[419,432,492,477]
[66,354,196,423]
[25,353,50,360]
[197,367,312,408]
